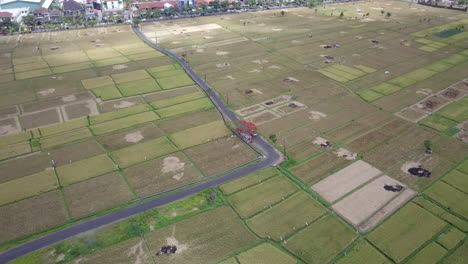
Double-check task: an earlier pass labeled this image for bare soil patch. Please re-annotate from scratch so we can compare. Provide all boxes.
[112,64,128,70]
[244,110,281,125]
[125,131,144,143]
[0,117,21,136]
[0,106,19,119]
[99,97,145,113]
[63,100,99,121]
[438,87,465,100]
[333,147,357,160]
[235,104,265,116]
[332,175,407,227]
[161,156,185,181]
[216,51,229,56]
[414,95,450,114]
[395,108,428,123]
[98,124,164,151]
[309,111,327,121]
[273,101,307,116]
[38,88,56,97]
[261,95,292,107]
[416,89,432,96]
[312,160,382,203]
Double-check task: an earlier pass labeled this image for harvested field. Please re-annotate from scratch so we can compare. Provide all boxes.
[56,154,117,186]
[97,124,164,151]
[285,214,357,264]
[396,108,428,122]
[62,100,99,121]
[64,172,134,219]
[220,167,278,195]
[124,153,203,197]
[110,136,177,168]
[0,117,21,136]
[0,190,68,244]
[185,136,257,176]
[21,108,62,130]
[228,175,298,218]
[76,238,152,264]
[311,160,382,203]
[367,203,447,263]
[247,192,326,241]
[236,243,296,264]
[48,140,104,166]
[144,206,257,264]
[169,120,231,149]
[335,240,389,264]
[0,152,51,183]
[333,176,408,225]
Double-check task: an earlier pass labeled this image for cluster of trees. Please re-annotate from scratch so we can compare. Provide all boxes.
[0,18,20,33]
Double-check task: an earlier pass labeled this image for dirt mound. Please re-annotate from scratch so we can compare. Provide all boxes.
[62,94,77,103]
[283,77,299,83]
[334,148,357,160]
[216,62,230,68]
[309,111,327,120]
[216,51,229,56]
[38,88,56,96]
[162,156,185,181]
[416,89,432,96]
[112,64,128,70]
[113,101,135,109]
[125,131,144,143]
[252,59,269,64]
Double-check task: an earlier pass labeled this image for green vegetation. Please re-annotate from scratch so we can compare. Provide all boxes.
[406,242,447,264]
[228,176,298,218]
[0,132,31,148]
[437,227,465,250]
[420,115,457,132]
[56,154,117,186]
[81,76,115,90]
[111,70,152,84]
[169,120,231,149]
[367,203,447,262]
[90,111,159,135]
[149,91,205,109]
[285,214,357,264]
[117,78,161,96]
[156,73,195,89]
[247,192,326,241]
[425,181,468,218]
[0,170,58,206]
[220,167,278,195]
[155,97,213,118]
[0,142,31,160]
[236,243,296,264]
[335,240,389,264]
[90,105,152,125]
[39,118,88,137]
[437,98,468,122]
[110,136,177,168]
[91,85,123,101]
[39,127,93,149]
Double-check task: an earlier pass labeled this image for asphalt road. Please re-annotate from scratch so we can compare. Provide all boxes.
[0,25,282,264]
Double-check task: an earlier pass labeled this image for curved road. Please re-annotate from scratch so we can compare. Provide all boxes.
[0,25,282,264]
